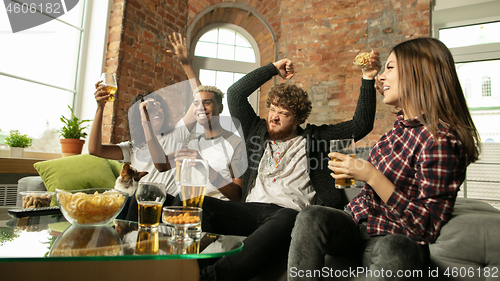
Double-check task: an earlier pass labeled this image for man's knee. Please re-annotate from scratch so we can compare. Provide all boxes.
[371,234,425,269]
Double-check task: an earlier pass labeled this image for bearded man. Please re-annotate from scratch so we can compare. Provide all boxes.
[200,57,380,281]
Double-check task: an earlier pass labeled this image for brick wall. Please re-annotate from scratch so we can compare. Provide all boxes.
[105,0,432,144]
[103,0,190,144]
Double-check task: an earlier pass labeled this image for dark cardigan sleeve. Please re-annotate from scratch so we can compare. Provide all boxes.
[308,79,377,209]
[227,63,278,142]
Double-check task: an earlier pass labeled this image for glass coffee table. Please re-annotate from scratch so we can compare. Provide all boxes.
[0,213,243,281]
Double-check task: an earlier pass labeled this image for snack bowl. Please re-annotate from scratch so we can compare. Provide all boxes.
[163,206,202,245]
[20,191,54,209]
[56,188,127,226]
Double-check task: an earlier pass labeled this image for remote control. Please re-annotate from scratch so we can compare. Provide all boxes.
[8,206,62,218]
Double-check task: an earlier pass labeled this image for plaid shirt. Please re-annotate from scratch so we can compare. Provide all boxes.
[347,112,467,245]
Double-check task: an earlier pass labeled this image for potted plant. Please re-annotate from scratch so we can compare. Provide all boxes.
[5,130,33,158]
[59,105,92,157]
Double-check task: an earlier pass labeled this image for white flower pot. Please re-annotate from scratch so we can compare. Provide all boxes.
[9,147,24,158]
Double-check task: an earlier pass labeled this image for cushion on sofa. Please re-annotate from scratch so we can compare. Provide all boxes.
[33,154,122,206]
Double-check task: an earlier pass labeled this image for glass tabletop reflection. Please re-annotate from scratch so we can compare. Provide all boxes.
[0,214,243,262]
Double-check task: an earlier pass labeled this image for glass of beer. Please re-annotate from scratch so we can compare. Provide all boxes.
[179,159,209,208]
[135,182,166,227]
[135,226,159,255]
[174,143,188,187]
[179,159,208,239]
[100,73,117,102]
[330,138,356,189]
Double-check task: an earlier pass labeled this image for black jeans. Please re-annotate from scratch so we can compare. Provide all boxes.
[200,196,299,281]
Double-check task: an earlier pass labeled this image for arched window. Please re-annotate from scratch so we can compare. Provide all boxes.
[191,24,260,133]
[482,76,492,97]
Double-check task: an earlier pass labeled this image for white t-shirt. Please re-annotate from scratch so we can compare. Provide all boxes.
[117,119,190,196]
[245,136,316,211]
[188,130,247,200]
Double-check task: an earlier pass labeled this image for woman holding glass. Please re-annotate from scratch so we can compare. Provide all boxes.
[288,37,481,280]
[88,33,199,218]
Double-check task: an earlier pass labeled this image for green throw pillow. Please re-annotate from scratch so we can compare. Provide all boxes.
[34,154,118,206]
[108,159,124,178]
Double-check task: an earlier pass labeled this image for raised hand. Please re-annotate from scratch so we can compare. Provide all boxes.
[167,32,189,65]
[140,99,161,123]
[94,80,109,108]
[362,50,381,80]
[273,58,295,80]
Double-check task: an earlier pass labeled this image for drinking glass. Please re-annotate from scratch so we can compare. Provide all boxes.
[135,182,166,227]
[330,138,356,189]
[179,159,208,238]
[179,159,209,208]
[100,73,117,102]
[135,226,159,255]
[175,143,188,187]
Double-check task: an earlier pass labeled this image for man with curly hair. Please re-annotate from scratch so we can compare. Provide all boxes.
[199,57,380,281]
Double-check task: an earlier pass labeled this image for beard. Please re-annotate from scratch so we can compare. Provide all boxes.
[266,118,297,141]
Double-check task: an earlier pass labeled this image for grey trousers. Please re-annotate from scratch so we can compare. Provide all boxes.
[288,205,429,281]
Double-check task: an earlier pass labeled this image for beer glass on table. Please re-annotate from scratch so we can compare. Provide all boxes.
[135,226,160,255]
[179,159,208,238]
[135,182,166,227]
[100,73,117,102]
[330,138,356,189]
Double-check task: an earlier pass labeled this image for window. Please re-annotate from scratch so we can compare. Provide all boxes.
[0,1,86,153]
[433,0,500,207]
[481,76,492,97]
[0,1,111,155]
[191,24,260,134]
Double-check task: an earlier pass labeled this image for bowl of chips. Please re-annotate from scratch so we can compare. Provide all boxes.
[56,188,127,226]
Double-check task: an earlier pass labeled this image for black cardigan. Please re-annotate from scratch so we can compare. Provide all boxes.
[227,63,376,209]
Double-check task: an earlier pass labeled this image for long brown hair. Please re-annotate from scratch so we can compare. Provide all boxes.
[392,37,480,164]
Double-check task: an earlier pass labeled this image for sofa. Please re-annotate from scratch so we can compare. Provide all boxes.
[249,147,500,281]
[17,151,500,281]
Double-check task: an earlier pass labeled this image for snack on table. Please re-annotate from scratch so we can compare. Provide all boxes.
[21,192,53,209]
[57,189,126,225]
[164,212,200,225]
[353,50,373,68]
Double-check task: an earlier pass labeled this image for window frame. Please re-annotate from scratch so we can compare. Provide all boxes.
[190,23,261,114]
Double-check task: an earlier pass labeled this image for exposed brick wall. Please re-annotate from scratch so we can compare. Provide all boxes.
[187,2,281,118]
[103,0,190,144]
[105,0,432,144]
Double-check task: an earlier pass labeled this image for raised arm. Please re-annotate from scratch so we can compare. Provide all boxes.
[139,99,177,172]
[316,51,381,142]
[167,32,198,132]
[88,81,124,160]
[227,59,294,139]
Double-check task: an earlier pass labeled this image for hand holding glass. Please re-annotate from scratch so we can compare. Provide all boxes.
[330,139,356,189]
[135,182,166,227]
[100,73,117,102]
[179,159,209,208]
[174,143,189,186]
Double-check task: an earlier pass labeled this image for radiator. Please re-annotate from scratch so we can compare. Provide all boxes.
[0,184,18,206]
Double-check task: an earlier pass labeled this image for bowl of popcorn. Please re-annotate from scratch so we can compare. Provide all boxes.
[56,188,127,226]
[163,206,202,244]
[20,191,54,209]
